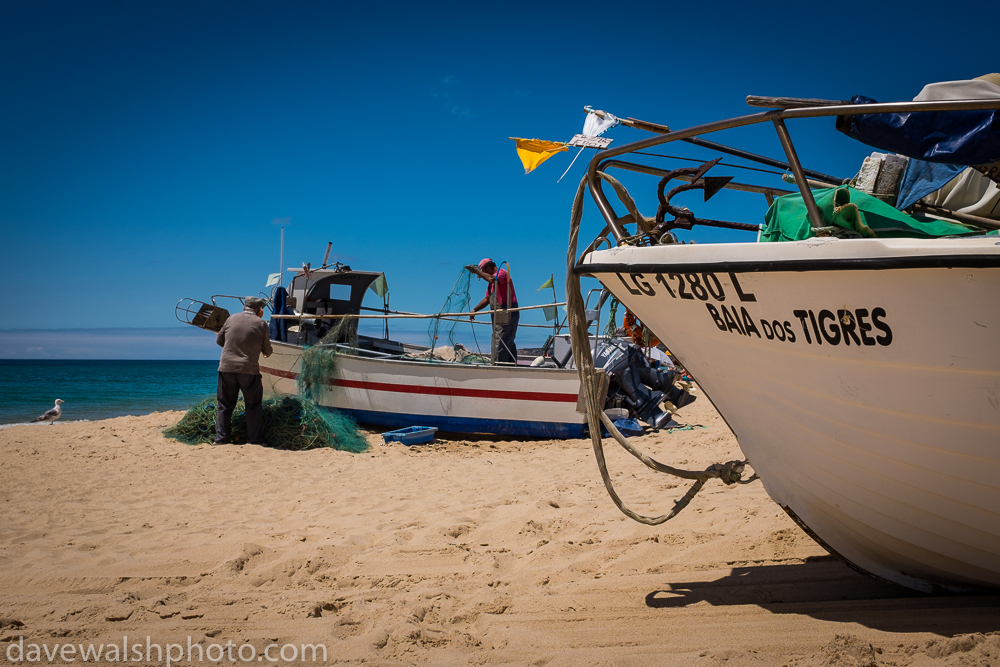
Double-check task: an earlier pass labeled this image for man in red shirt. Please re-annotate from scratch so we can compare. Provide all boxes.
[466,258,519,364]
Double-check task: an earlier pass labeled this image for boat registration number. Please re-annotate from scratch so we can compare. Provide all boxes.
[615,271,893,348]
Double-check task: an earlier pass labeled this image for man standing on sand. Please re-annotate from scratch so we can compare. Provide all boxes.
[215,296,273,445]
[466,258,519,364]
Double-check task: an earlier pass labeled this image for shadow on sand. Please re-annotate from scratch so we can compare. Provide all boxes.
[645,556,1000,635]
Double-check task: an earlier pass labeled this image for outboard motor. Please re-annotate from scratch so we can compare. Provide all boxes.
[594,339,695,429]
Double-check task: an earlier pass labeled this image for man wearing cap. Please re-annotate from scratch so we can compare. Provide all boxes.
[465,258,519,364]
[214,296,273,445]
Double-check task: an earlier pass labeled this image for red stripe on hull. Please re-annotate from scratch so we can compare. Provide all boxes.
[260,366,578,403]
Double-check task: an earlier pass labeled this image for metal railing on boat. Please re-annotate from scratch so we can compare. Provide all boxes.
[582,97,1000,249]
[269,301,567,320]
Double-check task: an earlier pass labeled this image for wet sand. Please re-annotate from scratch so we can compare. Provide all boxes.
[1,396,998,666]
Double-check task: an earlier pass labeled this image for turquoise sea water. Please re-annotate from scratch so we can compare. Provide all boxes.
[0,360,218,425]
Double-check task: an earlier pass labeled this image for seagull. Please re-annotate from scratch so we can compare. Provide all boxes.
[31,399,64,424]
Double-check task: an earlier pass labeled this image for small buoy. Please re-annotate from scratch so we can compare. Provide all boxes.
[530,356,545,367]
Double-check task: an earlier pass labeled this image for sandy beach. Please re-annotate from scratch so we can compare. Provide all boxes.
[1,397,998,666]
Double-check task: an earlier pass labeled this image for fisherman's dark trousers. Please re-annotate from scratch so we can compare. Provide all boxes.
[493,310,519,364]
[215,372,264,444]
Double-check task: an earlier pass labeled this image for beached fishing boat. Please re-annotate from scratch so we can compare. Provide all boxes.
[178,265,589,438]
[567,86,1000,592]
[259,343,584,438]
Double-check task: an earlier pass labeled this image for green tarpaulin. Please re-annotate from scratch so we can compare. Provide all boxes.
[761,186,978,242]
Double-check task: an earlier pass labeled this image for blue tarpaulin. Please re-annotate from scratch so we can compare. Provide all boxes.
[839,95,1000,166]
[895,159,966,210]
[268,286,292,343]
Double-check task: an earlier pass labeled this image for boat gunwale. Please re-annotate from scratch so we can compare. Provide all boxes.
[265,340,579,376]
[577,253,1000,276]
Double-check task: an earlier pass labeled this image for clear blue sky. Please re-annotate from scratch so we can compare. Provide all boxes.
[2,0,997,357]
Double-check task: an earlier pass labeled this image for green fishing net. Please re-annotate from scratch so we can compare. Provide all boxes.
[166,316,371,452]
[297,314,361,404]
[298,341,339,404]
[420,268,490,364]
[428,267,473,353]
[163,395,369,452]
[603,297,620,340]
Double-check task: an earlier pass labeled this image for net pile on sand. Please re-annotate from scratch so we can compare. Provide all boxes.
[163,396,369,453]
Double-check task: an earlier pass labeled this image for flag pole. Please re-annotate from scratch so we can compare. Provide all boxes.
[549,273,558,337]
[279,226,285,288]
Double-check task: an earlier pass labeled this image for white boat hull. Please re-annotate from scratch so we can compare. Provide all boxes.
[584,237,1000,592]
[261,342,587,438]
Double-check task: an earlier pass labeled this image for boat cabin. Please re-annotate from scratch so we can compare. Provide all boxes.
[283,266,403,355]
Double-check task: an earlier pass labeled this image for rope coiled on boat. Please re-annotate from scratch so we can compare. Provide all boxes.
[565,174,757,526]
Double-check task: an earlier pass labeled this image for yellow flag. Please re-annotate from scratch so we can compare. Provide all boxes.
[510,138,568,174]
[536,276,554,291]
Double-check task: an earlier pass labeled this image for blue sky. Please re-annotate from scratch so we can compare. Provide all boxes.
[2,0,998,357]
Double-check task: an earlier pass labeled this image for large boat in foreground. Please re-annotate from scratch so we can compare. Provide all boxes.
[568,85,1000,592]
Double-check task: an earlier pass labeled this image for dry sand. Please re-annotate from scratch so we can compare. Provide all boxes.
[1,397,998,666]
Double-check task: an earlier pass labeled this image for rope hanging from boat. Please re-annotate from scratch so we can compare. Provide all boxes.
[598,170,655,233]
[565,175,757,525]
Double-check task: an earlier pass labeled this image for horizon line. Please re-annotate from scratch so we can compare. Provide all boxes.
[0,358,218,362]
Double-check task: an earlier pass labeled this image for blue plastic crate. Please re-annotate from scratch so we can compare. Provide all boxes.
[601,418,645,437]
[381,426,438,446]
[614,418,645,436]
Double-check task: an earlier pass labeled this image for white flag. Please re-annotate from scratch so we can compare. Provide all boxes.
[557,107,620,184]
[265,273,281,287]
[582,107,619,137]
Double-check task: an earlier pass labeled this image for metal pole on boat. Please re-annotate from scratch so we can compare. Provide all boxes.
[279,226,284,287]
[771,118,825,229]
[587,108,845,186]
[550,274,557,340]
[322,242,332,267]
[383,293,390,340]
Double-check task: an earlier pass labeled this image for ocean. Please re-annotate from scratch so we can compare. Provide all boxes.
[0,360,218,425]
[0,322,559,426]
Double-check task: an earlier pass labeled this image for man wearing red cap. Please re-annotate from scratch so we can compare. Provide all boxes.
[466,258,519,364]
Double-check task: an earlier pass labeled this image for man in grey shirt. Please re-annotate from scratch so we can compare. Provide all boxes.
[215,296,273,444]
